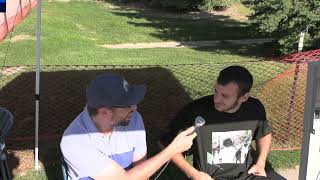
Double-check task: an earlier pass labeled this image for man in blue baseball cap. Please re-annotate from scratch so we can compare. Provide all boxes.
[60,74,197,180]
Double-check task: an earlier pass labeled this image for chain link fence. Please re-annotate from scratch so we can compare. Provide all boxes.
[1,50,320,171]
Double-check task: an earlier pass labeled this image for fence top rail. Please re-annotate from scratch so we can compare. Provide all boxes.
[0,60,292,68]
[278,49,320,63]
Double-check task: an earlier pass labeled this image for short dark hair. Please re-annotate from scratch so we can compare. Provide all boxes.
[217,65,253,96]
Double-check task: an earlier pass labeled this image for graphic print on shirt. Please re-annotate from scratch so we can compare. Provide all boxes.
[207,130,252,165]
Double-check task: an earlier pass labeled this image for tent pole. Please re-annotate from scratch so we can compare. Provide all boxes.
[35,0,42,170]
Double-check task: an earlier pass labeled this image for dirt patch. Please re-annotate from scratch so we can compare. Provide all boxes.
[207,4,249,22]
[99,39,273,49]
[0,66,26,75]
[8,35,35,43]
[277,166,299,180]
[8,150,36,176]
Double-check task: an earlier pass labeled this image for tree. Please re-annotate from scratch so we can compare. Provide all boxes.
[249,0,320,54]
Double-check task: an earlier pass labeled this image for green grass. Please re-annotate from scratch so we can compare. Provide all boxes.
[0,0,270,66]
[7,0,254,43]
[13,165,61,180]
[41,0,254,44]
[268,150,301,170]
[3,45,272,65]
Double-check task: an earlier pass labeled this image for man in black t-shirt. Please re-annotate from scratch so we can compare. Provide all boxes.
[161,66,273,180]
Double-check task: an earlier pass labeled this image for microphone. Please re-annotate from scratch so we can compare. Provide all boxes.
[188,116,206,135]
[155,116,206,180]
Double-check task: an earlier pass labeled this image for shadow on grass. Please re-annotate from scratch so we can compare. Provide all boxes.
[105,1,279,58]
[0,62,297,179]
[1,66,194,179]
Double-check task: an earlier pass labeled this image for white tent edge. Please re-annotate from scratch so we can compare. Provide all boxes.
[35,0,41,170]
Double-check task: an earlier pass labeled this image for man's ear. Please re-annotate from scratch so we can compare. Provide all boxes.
[98,107,111,117]
[240,92,249,103]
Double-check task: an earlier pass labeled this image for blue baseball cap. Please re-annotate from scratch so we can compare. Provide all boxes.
[86,74,146,108]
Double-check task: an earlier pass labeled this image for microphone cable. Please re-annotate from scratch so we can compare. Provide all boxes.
[153,154,187,180]
[153,160,170,180]
[154,116,205,179]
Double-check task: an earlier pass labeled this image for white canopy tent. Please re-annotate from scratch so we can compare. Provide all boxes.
[35,0,41,170]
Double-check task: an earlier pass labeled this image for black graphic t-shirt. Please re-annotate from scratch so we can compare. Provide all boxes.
[162,95,272,180]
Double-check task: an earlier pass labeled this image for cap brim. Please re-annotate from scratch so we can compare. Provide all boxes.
[118,85,146,106]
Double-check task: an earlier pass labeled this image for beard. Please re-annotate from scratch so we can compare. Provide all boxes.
[215,99,241,113]
[117,112,133,126]
[118,119,130,126]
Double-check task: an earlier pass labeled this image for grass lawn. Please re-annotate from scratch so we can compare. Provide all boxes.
[1,42,274,68]
[15,0,255,44]
[0,0,271,66]
[1,44,274,65]
[268,150,301,170]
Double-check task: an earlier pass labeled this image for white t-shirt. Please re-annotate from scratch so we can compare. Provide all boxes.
[60,107,147,179]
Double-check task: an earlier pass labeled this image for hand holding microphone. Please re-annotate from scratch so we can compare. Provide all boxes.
[169,116,206,154]
[154,116,207,180]
[169,126,197,154]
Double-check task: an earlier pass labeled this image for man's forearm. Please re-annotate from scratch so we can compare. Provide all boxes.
[94,127,196,180]
[171,153,199,178]
[133,154,147,166]
[95,144,177,180]
[132,154,148,180]
[256,133,272,167]
[126,144,176,180]
[159,141,199,178]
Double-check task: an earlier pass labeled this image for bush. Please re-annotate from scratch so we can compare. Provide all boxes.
[249,0,320,54]
[199,0,233,11]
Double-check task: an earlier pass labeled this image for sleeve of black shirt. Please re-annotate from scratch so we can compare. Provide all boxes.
[254,100,272,141]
